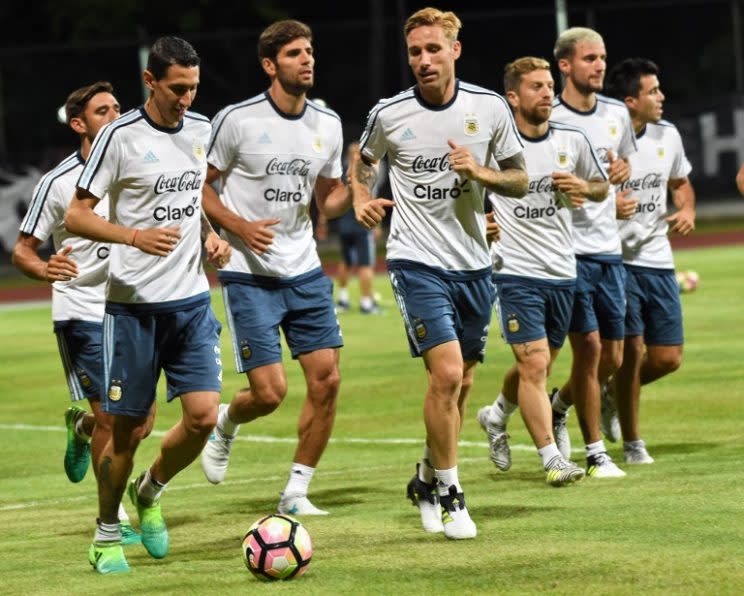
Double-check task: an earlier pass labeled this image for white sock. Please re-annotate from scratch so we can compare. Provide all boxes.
[74,415,91,441]
[435,466,462,496]
[551,390,572,414]
[489,393,517,427]
[117,502,130,522]
[219,404,240,437]
[418,446,435,484]
[624,439,645,450]
[360,295,374,309]
[586,440,606,458]
[338,288,350,302]
[538,443,562,467]
[95,520,121,543]
[283,463,315,496]
[137,469,166,505]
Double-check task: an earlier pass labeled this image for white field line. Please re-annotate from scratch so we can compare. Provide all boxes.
[0,422,544,513]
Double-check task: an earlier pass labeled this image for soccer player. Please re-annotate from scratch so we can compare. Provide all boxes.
[548,27,637,477]
[12,81,151,543]
[65,36,230,574]
[603,58,696,463]
[351,7,527,539]
[333,141,382,314]
[476,57,608,485]
[200,20,350,516]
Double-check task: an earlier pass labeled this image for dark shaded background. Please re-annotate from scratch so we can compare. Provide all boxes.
[0,0,741,173]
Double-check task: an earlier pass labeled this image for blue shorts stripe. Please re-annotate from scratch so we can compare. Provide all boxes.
[55,330,84,401]
[389,270,422,355]
[221,284,244,373]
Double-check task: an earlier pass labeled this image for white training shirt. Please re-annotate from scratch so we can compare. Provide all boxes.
[20,152,109,322]
[551,94,637,257]
[492,121,607,281]
[360,80,524,272]
[77,107,211,307]
[619,120,692,269]
[207,94,343,279]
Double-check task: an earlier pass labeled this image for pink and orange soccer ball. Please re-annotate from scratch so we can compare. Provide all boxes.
[676,270,700,293]
[242,514,313,581]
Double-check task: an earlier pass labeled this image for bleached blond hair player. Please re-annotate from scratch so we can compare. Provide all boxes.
[352,7,527,539]
[547,27,637,478]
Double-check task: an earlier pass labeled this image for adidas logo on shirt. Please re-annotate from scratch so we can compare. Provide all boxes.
[143,150,159,164]
[400,128,416,141]
[258,132,272,144]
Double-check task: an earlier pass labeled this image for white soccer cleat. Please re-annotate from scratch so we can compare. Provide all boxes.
[600,382,621,443]
[277,493,329,516]
[440,485,476,540]
[406,470,444,533]
[544,455,585,487]
[623,441,655,464]
[476,406,511,471]
[550,389,572,460]
[586,452,626,478]
[201,404,237,484]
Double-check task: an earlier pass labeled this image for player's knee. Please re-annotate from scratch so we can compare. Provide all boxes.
[651,350,682,376]
[429,364,463,398]
[307,366,341,404]
[253,384,287,414]
[600,348,623,376]
[574,334,602,363]
[518,357,549,387]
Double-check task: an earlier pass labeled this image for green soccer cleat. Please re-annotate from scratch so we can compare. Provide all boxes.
[64,406,91,483]
[120,521,142,546]
[128,473,169,559]
[88,541,130,574]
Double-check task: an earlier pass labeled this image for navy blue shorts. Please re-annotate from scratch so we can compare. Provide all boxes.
[222,270,343,373]
[340,232,375,267]
[569,258,626,340]
[102,300,223,417]
[624,265,683,345]
[495,278,575,349]
[388,261,495,362]
[54,320,103,401]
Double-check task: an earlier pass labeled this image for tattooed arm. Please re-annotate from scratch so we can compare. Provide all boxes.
[448,141,528,198]
[350,150,393,229]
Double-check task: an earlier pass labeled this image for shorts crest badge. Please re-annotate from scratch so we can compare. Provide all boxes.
[464,113,479,136]
[507,315,520,334]
[413,319,427,339]
[108,380,122,402]
[240,342,252,360]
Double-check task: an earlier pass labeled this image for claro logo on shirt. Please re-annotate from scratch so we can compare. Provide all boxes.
[153,196,199,221]
[154,170,203,194]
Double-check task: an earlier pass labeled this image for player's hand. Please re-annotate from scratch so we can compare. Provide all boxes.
[355,198,394,229]
[485,211,500,244]
[666,208,696,236]
[131,227,181,256]
[236,218,280,255]
[447,139,478,178]
[46,245,79,282]
[607,150,631,185]
[552,171,588,207]
[615,188,638,219]
[204,231,232,268]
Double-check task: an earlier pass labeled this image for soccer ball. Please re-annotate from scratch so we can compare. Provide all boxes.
[242,514,313,581]
[676,270,699,293]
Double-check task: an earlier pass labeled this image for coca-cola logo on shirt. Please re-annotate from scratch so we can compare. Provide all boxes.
[528,175,558,194]
[620,173,664,192]
[154,170,203,194]
[411,153,452,173]
[265,158,311,176]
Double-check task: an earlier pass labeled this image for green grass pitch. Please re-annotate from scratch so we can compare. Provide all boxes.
[1,244,743,594]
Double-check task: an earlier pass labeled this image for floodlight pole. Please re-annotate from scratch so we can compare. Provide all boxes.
[555,0,568,35]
